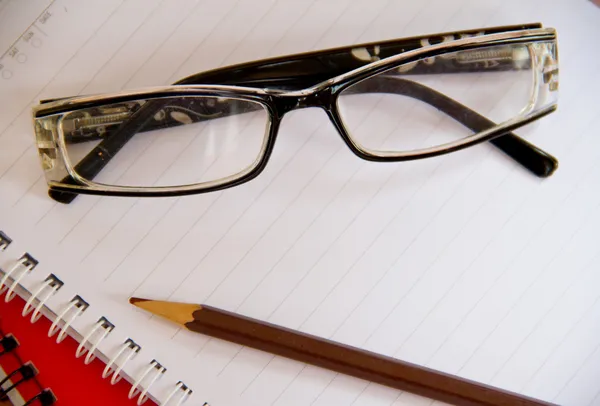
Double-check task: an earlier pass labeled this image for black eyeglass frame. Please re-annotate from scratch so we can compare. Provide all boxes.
[31,23,559,203]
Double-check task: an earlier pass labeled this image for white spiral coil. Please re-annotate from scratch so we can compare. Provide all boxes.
[0,254,37,302]
[163,381,193,406]
[103,338,141,384]
[47,295,88,344]
[22,274,63,323]
[0,231,192,405]
[75,316,114,365]
[0,232,11,251]
[129,359,166,405]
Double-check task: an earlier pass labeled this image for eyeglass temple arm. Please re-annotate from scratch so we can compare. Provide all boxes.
[175,23,545,86]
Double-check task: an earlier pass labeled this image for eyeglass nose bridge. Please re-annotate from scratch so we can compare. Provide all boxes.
[275,85,335,117]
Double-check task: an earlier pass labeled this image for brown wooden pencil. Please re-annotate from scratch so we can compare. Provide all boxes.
[129,297,556,406]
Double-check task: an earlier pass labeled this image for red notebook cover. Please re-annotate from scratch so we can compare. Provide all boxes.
[0,292,150,406]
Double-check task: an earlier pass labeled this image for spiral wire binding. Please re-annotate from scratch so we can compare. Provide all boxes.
[0,335,19,356]
[22,274,63,324]
[103,338,141,384]
[0,253,38,302]
[76,316,115,365]
[0,232,11,251]
[0,327,56,405]
[163,381,193,406]
[0,230,193,405]
[0,363,38,399]
[47,295,89,344]
[129,359,167,405]
[23,389,57,406]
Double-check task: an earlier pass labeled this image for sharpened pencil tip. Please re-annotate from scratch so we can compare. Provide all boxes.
[128,297,201,326]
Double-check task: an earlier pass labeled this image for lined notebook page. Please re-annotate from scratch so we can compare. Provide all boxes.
[1,1,600,405]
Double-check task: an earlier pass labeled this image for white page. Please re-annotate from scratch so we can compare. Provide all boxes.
[1,0,599,405]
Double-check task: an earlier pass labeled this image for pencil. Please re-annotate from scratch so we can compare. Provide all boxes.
[129,297,555,406]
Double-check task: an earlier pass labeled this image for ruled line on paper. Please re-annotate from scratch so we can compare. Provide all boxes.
[456,192,600,383]
[286,81,495,337]
[98,0,296,283]
[76,0,166,95]
[5,1,129,212]
[95,13,331,294]
[0,0,112,135]
[419,127,600,378]
[169,3,502,402]
[83,0,314,298]
[26,0,174,246]
[98,1,346,300]
[43,1,200,237]
[123,2,345,296]
[176,0,466,326]
[259,22,507,405]
[0,0,126,182]
[526,296,600,402]
[48,2,207,238]
[0,0,56,59]
[496,249,600,395]
[120,1,600,404]
[120,0,214,90]
[49,1,279,260]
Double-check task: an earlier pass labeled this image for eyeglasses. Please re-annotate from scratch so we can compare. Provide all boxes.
[31,23,559,204]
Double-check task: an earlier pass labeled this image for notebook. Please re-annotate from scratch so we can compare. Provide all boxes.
[0,285,144,406]
[1,0,600,405]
